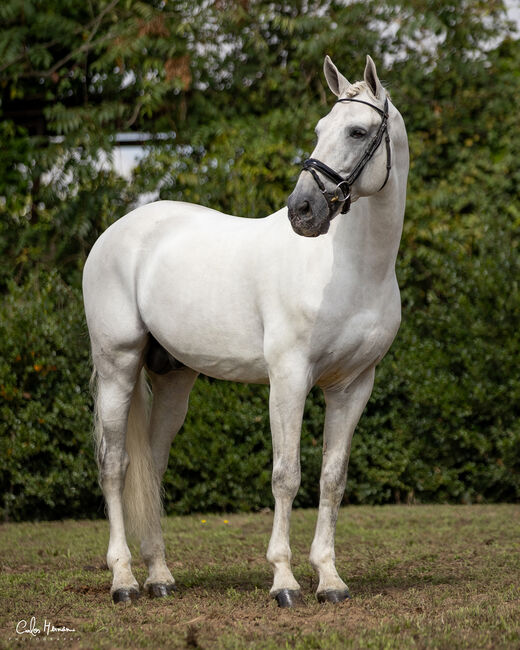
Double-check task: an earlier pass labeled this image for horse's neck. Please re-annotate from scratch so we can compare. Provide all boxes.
[332,179,405,285]
[333,106,408,283]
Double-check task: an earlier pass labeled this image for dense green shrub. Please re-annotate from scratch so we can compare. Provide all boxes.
[164,382,327,515]
[0,271,100,520]
[1,222,519,521]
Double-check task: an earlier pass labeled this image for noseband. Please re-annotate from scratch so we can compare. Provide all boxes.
[302,97,391,216]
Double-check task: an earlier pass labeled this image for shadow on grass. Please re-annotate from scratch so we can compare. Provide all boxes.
[170,567,272,594]
[73,566,466,602]
[62,544,470,606]
[350,571,465,597]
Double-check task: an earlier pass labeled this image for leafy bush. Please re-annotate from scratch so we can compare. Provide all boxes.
[164,381,327,515]
[0,271,100,521]
[1,227,519,522]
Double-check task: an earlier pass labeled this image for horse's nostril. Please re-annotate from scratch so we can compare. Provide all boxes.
[299,200,310,216]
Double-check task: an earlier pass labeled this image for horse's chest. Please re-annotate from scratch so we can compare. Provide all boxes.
[314,309,397,387]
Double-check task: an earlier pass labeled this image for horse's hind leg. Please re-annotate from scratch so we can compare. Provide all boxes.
[140,366,198,597]
[93,348,145,603]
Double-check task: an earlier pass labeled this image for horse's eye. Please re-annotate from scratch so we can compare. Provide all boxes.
[350,128,367,139]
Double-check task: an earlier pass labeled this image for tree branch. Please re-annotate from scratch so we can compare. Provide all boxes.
[0,0,121,76]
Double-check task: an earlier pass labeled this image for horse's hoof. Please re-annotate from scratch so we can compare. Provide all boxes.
[274,589,304,608]
[146,583,177,598]
[112,587,140,604]
[317,588,351,604]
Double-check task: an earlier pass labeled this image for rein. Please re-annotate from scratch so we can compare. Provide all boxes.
[302,97,391,216]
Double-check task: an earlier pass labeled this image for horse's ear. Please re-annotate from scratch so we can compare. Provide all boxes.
[364,55,384,100]
[323,55,351,97]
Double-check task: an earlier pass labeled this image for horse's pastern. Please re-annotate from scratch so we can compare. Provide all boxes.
[146,583,177,598]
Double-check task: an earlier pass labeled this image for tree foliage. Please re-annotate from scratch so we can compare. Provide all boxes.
[1,0,519,520]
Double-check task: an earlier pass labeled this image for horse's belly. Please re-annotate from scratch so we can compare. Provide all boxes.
[153,325,269,384]
[138,265,269,383]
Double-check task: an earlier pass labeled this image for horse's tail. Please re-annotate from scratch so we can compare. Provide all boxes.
[91,367,161,541]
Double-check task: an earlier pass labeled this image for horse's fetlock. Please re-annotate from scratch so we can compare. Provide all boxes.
[266,546,292,567]
[309,545,334,571]
[107,549,132,572]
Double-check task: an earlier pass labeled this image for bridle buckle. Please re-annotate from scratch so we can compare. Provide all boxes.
[331,181,350,204]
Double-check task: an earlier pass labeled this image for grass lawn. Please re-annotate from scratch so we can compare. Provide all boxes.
[0,505,519,649]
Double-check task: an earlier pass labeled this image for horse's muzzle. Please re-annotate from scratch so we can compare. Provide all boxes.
[287,193,330,237]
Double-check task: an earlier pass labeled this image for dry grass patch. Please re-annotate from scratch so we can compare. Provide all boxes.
[0,505,519,648]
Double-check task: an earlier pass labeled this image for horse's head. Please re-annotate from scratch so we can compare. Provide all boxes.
[288,55,395,237]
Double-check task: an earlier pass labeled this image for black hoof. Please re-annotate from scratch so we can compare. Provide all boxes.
[146,583,177,598]
[274,589,303,608]
[112,587,140,604]
[317,588,351,604]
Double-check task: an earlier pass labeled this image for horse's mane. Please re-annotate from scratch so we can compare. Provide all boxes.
[342,80,391,101]
[344,81,368,97]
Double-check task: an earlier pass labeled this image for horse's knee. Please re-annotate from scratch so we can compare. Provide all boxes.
[320,461,347,501]
[272,463,301,499]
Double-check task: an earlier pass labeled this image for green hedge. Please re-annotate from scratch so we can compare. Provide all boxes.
[1,221,519,522]
[0,272,98,520]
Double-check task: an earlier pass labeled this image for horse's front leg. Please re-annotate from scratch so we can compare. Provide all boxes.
[310,366,375,604]
[266,361,310,607]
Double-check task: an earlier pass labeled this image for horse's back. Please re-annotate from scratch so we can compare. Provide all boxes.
[84,200,266,290]
[86,201,246,260]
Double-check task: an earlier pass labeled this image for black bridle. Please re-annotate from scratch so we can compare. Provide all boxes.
[302,97,391,217]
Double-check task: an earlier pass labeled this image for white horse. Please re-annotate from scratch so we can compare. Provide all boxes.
[83,55,408,607]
